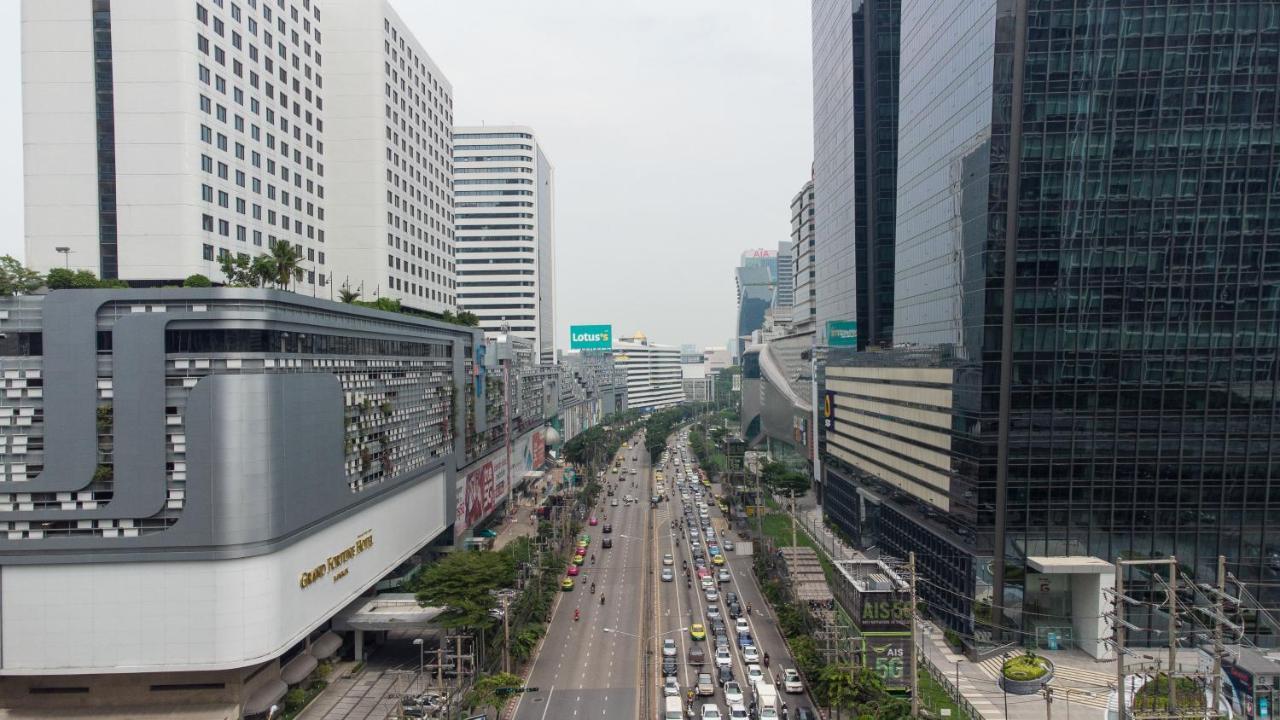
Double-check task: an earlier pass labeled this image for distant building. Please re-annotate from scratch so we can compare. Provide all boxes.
[681,365,716,404]
[790,178,817,333]
[773,240,796,327]
[702,347,731,373]
[734,249,778,359]
[454,126,557,364]
[614,332,684,410]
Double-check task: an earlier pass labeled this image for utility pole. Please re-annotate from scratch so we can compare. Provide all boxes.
[909,551,920,719]
[1043,685,1054,720]
[1213,554,1226,714]
[502,594,511,674]
[1115,556,1126,720]
[790,490,797,548]
[1167,557,1178,713]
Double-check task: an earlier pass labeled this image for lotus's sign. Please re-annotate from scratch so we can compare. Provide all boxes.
[569,324,612,350]
[827,320,859,348]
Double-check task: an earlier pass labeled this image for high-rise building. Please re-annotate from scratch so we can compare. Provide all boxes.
[790,178,817,333]
[822,0,1280,650]
[810,0,899,349]
[23,0,329,289]
[325,0,456,314]
[453,126,557,365]
[614,332,684,410]
[734,249,778,359]
[773,240,796,327]
[21,0,456,307]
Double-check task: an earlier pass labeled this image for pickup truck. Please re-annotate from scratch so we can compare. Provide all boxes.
[696,672,716,696]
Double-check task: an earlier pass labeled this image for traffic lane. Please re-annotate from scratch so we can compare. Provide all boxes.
[671,504,736,717]
[655,501,698,711]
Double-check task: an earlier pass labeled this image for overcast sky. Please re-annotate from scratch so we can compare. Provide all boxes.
[0,1,813,352]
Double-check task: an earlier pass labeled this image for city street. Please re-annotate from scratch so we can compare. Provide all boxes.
[510,437,652,720]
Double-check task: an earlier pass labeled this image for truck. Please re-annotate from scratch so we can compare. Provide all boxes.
[662,695,684,720]
[753,680,780,719]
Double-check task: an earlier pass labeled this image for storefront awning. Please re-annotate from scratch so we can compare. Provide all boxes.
[312,631,343,660]
[243,678,288,716]
[281,652,318,685]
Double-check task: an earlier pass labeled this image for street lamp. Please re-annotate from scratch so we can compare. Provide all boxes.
[266,704,279,720]
[413,637,425,688]
[55,246,72,269]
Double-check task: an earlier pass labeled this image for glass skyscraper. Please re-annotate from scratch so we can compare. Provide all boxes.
[824,0,1280,647]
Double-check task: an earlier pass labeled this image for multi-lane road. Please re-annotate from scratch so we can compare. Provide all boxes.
[512,427,813,720]
[511,434,652,720]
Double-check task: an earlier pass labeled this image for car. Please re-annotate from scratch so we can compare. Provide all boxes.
[567,565,579,577]
[711,619,726,636]
[661,568,674,582]
[610,498,618,506]
[728,705,749,720]
[746,664,764,686]
[602,524,612,534]
[701,577,715,590]
[688,645,706,665]
[696,567,711,578]
[663,554,674,566]
[716,664,734,686]
[602,537,613,548]
[795,708,818,720]
[607,488,615,496]
[714,646,733,668]
[728,603,741,618]
[700,705,722,720]
[726,592,739,605]
[718,569,731,584]
[706,606,721,621]
[708,546,721,557]
[690,623,706,640]
[696,672,716,696]
[734,618,750,634]
[723,681,744,706]
[575,546,586,557]
[705,588,719,602]
[662,656,678,676]
[723,540,735,551]
[712,554,725,566]
[784,668,804,693]
[561,577,574,591]
[663,677,680,697]
[572,554,584,565]
[662,638,677,657]
[714,633,729,649]
[737,633,753,649]
[742,645,760,662]
[589,516,598,526]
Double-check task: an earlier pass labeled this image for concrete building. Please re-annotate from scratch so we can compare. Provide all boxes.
[810,0,899,349]
[702,347,732,373]
[0,289,477,716]
[789,178,817,333]
[773,240,795,327]
[324,0,456,314]
[733,249,778,360]
[681,364,716,404]
[453,126,557,365]
[614,332,683,411]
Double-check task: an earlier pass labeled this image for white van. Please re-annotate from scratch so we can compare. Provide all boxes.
[663,695,684,720]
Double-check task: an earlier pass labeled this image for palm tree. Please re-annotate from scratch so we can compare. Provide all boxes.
[338,286,360,303]
[268,241,302,290]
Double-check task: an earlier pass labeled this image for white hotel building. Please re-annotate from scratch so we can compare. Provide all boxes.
[453,126,556,364]
[614,332,684,410]
[22,0,455,314]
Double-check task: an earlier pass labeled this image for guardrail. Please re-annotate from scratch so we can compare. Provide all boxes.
[919,649,987,720]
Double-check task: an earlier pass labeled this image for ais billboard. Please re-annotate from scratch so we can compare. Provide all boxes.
[569,324,613,350]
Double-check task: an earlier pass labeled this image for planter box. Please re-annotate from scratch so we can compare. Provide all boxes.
[999,659,1055,695]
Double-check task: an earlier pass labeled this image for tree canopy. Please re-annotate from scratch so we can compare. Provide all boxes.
[0,256,43,296]
[412,549,517,629]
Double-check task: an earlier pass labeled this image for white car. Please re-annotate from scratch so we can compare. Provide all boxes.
[714,646,733,668]
[610,498,618,506]
[729,704,749,720]
[742,645,760,663]
[701,577,715,590]
[663,676,680,697]
[700,705,722,720]
[783,668,804,693]
[663,554,674,566]
[718,570,731,584]
[746,664,764,686]
[663,639,677,657]
[705,588,719,602]
[723,680,744,706]
[734,618,751,634]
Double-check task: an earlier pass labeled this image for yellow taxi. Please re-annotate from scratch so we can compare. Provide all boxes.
[690,623,706,640]
[561,577,575,591]
[712,554,726,566]
[572,553,585,566]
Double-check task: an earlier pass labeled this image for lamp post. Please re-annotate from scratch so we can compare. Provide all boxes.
[55,246,72,269]
[266,704,279,720]
[413,637,425,694]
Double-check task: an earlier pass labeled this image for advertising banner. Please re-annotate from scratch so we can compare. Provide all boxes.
[827,320,859,348]
[569,324,612,350]
[455,428,548,538]
[823,390,837,431]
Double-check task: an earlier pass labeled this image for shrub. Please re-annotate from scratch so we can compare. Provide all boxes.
[1002,654,1050,681]
[183,273,213,287]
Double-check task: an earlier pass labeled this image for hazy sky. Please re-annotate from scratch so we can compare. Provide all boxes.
[0,1,814,351]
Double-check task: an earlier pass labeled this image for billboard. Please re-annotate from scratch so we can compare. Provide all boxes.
[822,390,837,431]
[454,428,547,538]
[569,324,613,350]
[827,320,859,348]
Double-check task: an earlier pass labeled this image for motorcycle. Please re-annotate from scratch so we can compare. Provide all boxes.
[600,595,606,606]
[574,609,580,622]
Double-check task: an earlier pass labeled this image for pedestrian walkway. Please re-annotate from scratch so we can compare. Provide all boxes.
[494,465,564,551]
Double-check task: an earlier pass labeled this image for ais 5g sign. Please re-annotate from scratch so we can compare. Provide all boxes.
[570,324,612,350]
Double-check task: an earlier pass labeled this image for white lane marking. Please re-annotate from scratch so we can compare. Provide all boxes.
[536,685,556,720]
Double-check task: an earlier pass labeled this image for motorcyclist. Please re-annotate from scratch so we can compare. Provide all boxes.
[574,608,579,622]
[591,553,596,565]
[591,582,596,594]
[600,595,606,606]
[763,652,770,668]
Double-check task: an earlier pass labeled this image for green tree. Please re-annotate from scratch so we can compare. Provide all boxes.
[456,310,480,326]
[413,550,516,629]
[338,286,360,303]
[268,240,303,289]
[0,256,44,296]
[219,254,261,287]
[465,672,524,717]
[45,268,76,289]
[182,273,213,288]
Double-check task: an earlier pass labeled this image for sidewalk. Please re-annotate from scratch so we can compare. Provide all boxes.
[494,465,564,551]
[780,493,1110,720]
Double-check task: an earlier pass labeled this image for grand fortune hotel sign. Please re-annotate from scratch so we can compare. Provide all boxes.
[299,530,374,589]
